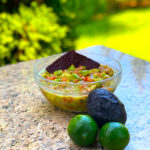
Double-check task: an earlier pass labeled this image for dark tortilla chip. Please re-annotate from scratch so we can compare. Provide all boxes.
[46,50,100,73]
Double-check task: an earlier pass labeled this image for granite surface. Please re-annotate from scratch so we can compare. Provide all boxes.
[0,46,150,150]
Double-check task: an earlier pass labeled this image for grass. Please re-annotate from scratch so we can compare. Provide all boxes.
[75,8,150,61]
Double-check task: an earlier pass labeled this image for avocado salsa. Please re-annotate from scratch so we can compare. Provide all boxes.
[40,64,114,112]
[43,64,113,83]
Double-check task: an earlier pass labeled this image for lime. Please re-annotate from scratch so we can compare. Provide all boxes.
[99,122,130,150]
[68,115,98,146]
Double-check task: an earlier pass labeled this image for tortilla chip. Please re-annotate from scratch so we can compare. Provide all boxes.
[46,50,100,73]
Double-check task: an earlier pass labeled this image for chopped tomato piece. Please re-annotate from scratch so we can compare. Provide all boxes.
[87,78,93,82]
[84,76,93,82]
[97,73,101,76]
[84,76,88,82]
[62,77,67,82]
[46,76,56,80]
[74,70,79,74]
[78,74,82,77]
[75,80,79,83]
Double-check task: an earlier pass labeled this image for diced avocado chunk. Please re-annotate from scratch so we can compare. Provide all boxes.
[68,65,75,71]
[93,73,98,78]
[42,71,49,77]
[54,79,62,82]
[79,70,90,76]
[81,66,86,69]
[62,73,71,78]
[71,73,81,81]
[93,78,103,81]
[91,68,99,73]
[100,72,106,77]
[54,70,62,75]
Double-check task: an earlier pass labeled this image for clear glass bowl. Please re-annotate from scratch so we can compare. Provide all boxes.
[34,51,122,112]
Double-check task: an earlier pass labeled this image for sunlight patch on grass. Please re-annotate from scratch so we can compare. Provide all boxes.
[75,8,150,61]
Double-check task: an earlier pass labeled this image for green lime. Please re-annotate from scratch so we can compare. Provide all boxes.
[99,122,130,150]
[68,115,98,146]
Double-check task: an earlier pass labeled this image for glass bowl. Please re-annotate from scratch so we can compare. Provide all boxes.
[34,51,122,112]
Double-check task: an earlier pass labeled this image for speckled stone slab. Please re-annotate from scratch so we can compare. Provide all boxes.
[0,46,150,150]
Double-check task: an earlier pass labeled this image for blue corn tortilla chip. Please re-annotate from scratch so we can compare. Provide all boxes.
[46,50,100,73]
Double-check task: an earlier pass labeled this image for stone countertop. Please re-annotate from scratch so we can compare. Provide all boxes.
[0,46,150,150]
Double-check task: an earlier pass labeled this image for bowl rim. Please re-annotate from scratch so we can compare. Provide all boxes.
[34,51,122,85]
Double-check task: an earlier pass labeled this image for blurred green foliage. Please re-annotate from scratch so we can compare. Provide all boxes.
[0,0,150,65]
[46,0,105,24]
[0,0,105,65]
[0,2,74,66]
[0,0,105,22]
